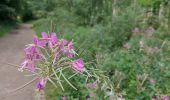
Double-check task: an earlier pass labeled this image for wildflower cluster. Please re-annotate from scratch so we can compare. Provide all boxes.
[19,32,85,91]
[17,32,116,99]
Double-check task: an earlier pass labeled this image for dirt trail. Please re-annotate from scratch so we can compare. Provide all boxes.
[0,24,36,100]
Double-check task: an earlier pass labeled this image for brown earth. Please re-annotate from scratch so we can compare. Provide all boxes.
[0,24,36,100]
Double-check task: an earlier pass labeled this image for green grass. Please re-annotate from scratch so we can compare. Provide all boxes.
[0,23,15,37]
[32,16,170,100]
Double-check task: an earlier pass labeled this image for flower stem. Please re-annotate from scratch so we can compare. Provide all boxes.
[52,67,64,91]
[60,70,77,90]
[8,77,36,93]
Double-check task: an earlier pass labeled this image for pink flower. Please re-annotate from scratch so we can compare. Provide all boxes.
[40,32,58,48]
[149,79,156,85]
[90,92,96,97]
[123,43,131,49]
[21,45,43,72]
[36,77,47,90]
[60,39,75,58]
[60,39,69,53]
[72,59,84,72]
[67,41,75,58]
[19,59,36,72]
[86,81,97,89]
[33,35,47,47]
[162,95,169,100]
[19,46,41,72]
[49,32,58,48]
[146,26,155,33]
[18,60,29,72]
[54,52,60,60]
[62,96,67,100]
[33,35,39,45]
[41,32,49,39]
[26,60,35,71]
[68,41,74,50]
[132,27,140,33]
[24,46,41,60]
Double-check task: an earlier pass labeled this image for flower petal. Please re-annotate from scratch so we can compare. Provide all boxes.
[72,59,84,72]
[41,32,48,39]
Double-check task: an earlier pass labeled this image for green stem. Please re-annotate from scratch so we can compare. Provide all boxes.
[8,77,36,93]
[60,70,77,90]
[52,67,64,91]
[48,77,58,89]
[68,72,78,79]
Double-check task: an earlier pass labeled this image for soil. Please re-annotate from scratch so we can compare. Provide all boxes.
[0,24,36,100]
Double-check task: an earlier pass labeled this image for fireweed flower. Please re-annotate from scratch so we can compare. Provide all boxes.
[33,35,46,47]
[67,41,75,58]
[86,81,97,89]
[72,59,85,72]
[62,96,67,100]
[49,32,58,48]
[162,95,169,100]
[41,32,58,48]
[146,26,155,34]
[19,46,41,72]
[60,39,75,58]
[36,77,47,90]
[132,27,140,33]
[18,60,29,72]
[123,42,131,49]
[60,39,69,53]
[19,32,86,91]
[149,79,156,85]
[24,46,41,60]
[90,92,96,98]
[17,32,113,98]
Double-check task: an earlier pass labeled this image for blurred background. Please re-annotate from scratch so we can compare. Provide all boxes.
[0,0,170,99]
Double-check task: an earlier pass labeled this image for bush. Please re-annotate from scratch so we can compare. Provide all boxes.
[31,0,170,99]
[100,33,170,99]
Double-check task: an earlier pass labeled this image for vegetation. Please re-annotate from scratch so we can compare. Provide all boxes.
[1,0,170,99]
[0,0,35,35]
[0,22,16,36]
[32,0,170,99]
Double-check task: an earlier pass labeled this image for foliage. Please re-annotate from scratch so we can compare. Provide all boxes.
[101,33,170,99]
[0,0,23,21]
[0,23,15,36]
[15,0,170,99]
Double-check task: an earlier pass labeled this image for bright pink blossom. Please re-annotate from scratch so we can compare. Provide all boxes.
[24,46,41,60]
[36,77,47,90]
[19,58,36,72]
[60,39,69,53]
[19,46,41,72]
[49,32,58,48]
[60,39,75,58]
[67,41,75,58]
[72,59,84,72]
[54,52,60,60]
[20,31,85,90]
[33,35,47,47]
[41,32,49,39]
[162,95,169,100]
[18,60,28,72]
[41,32,58,48]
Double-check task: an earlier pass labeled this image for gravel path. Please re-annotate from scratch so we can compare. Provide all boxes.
[0,24,36,100]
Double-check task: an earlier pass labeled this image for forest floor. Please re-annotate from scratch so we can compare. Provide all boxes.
[0,24,36,100]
